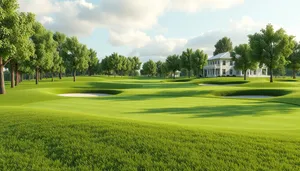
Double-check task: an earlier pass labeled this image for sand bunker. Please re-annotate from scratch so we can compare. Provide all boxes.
[224,95,273,99]
[58,93,112,97]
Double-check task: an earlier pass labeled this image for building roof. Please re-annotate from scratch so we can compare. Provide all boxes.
[208,52,231,60]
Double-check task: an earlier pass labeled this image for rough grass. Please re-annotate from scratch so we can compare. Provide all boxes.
[1,76,300,170]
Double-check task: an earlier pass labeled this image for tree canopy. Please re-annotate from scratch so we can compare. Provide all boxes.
[249,24,295,82]
[231,44,257,80]
[213,37,233,56]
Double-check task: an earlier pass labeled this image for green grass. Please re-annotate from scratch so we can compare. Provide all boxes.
[1,76,300,170]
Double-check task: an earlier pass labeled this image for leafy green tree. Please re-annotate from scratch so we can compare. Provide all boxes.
[108,53,121,76]
[88,49,99,76]
[53,32,66,79]
[31,23,57,84]
[62,37,89,82]
[192,49,208,77]
[101,56,111,75]
[161,62,169,78]
[126,57,133,76]
[166,55,180,79]
[9,12,35,87]
[156,61,163,77]
[50,51,61,82]
[119,55,128,76]
[231,44,257,80]
[142,60,157,77]
[249,24,295,82]
[0,0,20,94]
[180,49,193,78]
[213,37,233,56]
[287,42,300,79]
[132,56,142,76]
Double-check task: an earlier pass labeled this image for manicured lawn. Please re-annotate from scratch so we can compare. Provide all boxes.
[0,76,300,170]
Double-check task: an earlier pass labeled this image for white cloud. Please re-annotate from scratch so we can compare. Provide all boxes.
[40,16,54,25]
[170,0,244,12]
[19,0,245,40]
[109,30,151,48]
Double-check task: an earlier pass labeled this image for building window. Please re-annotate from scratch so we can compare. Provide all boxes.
[253,70,256,75]
[223,60,226,65]
[230,69,233,75]
[222,69,226,75]
[262,69,267,75]
[230,61,233,66]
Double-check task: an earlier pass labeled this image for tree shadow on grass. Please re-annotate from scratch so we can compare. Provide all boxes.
[97,90,212,101]
[132,102,296,118]
[74,82,197,90]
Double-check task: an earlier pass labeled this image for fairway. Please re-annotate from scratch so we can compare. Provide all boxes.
[0,77,300,170]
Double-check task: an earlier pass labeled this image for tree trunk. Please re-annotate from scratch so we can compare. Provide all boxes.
[270,68,273,83]
[10,61,15,88]
[243,70,247,81]
[15,63,19,86]
[59,65,62,79]
[173,71,176,79]
[0,57,6,94]
[40,72,42,81]
[36,68,39,85]
[293,69,296,79]
[188,70,191,78]
[73,70,76,82]
[52,72,54,82]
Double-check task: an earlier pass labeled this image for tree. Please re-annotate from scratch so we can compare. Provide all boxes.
[62,37,89,82]
[156,61,163,77]
[213,37,233,56]
[249,24,295,82]
[132,56,142,76]
[231,44,257,80]
[101,56,111,75]
[50,51,61,82]
[53,32,66,79]
[192,49,208,77]
[108,53,121,76]
[31,23,56,84]
[0,0,19,94]
[142,60,156,77]
[88,49,98,76]
[161,62,169,78]
[287,42,300,79]
[9,12,35,88]
[180,49,193,78]
[166,55,180,79]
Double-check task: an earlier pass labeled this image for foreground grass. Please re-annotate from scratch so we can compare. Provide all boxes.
[1,76,300,170]
[0,108,299,170]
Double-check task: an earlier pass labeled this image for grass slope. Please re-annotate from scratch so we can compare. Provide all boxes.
[1,76,300,170]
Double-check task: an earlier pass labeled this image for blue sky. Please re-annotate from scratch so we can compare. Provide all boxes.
[19,0,300,62]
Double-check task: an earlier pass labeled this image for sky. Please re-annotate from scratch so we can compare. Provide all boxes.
[18,0,300,62]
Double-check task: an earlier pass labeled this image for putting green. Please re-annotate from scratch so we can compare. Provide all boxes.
[0,76,300,170]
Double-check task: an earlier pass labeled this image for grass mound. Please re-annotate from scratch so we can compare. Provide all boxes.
[167,78,194,82]
[49,88,122,95]
[214,89,292,97]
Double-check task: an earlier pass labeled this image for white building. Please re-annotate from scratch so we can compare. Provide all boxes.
[203,52,268,77]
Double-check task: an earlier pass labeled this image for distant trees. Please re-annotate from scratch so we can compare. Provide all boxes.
[249,24,295,82]
[53,32,66,79]
[192,49,208,77]
[166,55,180,79]
[213,37,233,56]
[142,60,157,77]
[287,42,300,79]
[99,53,142,77]
[180,48,194,78]
[231,44,257,80]
[88,49,99,76]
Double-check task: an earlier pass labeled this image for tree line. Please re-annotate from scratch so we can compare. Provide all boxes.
[0,0,101,94]
[141,49,208,79]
